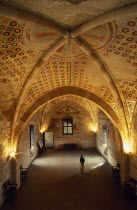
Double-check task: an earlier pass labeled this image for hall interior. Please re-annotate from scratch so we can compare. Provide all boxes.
[0,0,137,208]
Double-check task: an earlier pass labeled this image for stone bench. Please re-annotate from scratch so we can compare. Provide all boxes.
[3,180,18,202]
[124,177,137,196]
[112,163,120,177]
[64,143,77,150]
[20,166,28,176]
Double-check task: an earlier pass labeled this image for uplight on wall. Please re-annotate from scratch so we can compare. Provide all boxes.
[40,124,48,133]
[92,127,97,133]
[88,123,97,133]
[8,151,17,160]
[10,152,15,157]
[40,127,45,133]
[123,143,131,154]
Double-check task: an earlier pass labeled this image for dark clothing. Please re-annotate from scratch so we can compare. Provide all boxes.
[80,157,85,163]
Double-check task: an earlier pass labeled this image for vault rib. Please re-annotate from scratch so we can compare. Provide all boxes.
[11,37,68,148]
[71,2,137,38]
[73,37,129,141]
[0,2,69,38]
[14,87,123,148]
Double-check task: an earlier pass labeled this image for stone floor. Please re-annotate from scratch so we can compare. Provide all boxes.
[1,148,137,210]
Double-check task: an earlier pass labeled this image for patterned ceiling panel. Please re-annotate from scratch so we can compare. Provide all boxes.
[0,2,136,136]
[0,17,61,115]
[0,17,61,86]
[18,51,115,119]
[82,21,116,51]
[116,79,137,101]
[46,95,92,113]
[53,40,84,58]
[23,22,61,53]
[0,17,26,94]
[100,17,137,80]
[44,99,92,118]
[97,17,137,123]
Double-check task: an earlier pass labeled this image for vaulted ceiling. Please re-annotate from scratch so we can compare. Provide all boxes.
[0,0,137,147]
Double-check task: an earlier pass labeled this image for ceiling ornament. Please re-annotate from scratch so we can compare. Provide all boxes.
[81,21,117,51]
[23,23,60,53]
[64,107,70,116]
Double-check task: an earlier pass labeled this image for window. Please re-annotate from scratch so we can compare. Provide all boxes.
[102,125,107,144]
[30,124,34,149]
[62,118,73,135]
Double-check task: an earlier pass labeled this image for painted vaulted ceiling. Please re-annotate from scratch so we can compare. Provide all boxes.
[0,0,137,147]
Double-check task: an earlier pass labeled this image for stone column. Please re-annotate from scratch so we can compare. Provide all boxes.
[120,152,130,184]
[10,157,17,184]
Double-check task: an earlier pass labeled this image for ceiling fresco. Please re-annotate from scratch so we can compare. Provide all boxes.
[6,0,136,26]
[42,95,98,117]
[43,100,93,119]
[99,16,137,122]
[101,17,137,79]
[82,21,117,51]
[0,17,59,100]
[23,23,61,53]
[3,0,105,27]
[39,96,98,133]
[18,52,114,120]
[0,16,61,87]
[0,0,137,144]
[0,17,26,93]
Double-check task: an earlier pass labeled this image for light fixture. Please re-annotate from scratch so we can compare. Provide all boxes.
[40,127,45,133]
[123,143,131,154]
[88,122,97,133]
[92,127,97,132]
[9,152,16,158]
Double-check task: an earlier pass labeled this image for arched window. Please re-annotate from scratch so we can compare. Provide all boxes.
[62,117,73,135]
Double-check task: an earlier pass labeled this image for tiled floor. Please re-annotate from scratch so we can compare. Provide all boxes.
[1,149,137,210]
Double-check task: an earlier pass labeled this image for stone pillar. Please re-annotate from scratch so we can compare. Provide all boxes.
[16,156,21,188]
[10,157,17,184]
[121,152,130,184]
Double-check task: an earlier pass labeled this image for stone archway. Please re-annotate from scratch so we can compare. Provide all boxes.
[13,86,124,151]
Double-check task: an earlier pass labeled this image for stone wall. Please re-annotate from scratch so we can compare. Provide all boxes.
[54,132,96,149]
[96,115,122,166]
[47,108,96,149]
[128,106,137,181]
[0,109,11,206]
[129,155,137,180]
[16,111,41,186]
[0,110,42,206]
[96,111,137,183]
